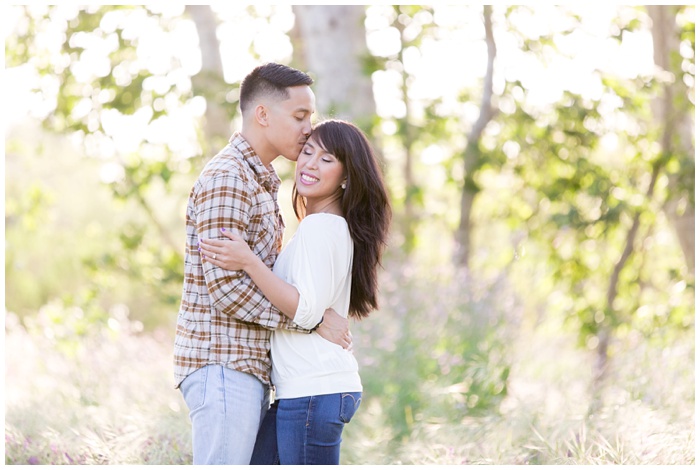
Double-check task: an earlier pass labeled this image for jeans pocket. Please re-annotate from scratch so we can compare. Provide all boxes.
[339,392,362,424]
[181,365,209,412]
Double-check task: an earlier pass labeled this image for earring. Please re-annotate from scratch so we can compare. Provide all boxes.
[341,183,346,190]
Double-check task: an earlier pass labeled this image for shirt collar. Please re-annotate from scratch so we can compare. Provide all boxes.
[229,132,281,190]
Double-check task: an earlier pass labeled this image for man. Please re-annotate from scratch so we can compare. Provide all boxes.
[173,63,349,465]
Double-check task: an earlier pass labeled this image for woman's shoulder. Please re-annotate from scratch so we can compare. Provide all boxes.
[300,212,347,228]
[298,213,351,241]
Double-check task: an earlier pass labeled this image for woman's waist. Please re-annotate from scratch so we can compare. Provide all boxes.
[270,332,359,375]
[271,368,362,399]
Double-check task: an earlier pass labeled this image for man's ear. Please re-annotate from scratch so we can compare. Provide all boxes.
[255,105,268,127]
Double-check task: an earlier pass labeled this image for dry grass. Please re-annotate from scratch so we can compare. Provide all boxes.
[4,302,694,465]
[4,308,191,465]
[340,314,694,465]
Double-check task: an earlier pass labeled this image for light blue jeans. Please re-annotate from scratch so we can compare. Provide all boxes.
[180,365,270,465]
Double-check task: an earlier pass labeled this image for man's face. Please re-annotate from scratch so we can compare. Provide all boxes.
[266,85,315,161]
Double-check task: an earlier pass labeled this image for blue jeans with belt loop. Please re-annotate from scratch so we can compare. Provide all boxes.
[251,392,362,465]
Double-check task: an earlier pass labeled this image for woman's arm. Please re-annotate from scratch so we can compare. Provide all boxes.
[240,250,301,320]
[199,229,300,320]
[200,220,353,348]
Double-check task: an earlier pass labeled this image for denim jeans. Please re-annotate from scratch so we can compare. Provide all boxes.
[180,365,270,465]
[251,392,362,465]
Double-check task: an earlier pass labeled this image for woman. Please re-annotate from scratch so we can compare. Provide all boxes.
[198,119,391,465]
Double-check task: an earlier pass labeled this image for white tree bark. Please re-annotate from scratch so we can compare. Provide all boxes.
[455,5,497,267]
[186,5,231,150]
[648,6,695,273]
[291,6,375,124]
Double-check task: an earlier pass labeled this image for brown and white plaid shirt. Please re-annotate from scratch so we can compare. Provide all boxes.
[173,132,298,388]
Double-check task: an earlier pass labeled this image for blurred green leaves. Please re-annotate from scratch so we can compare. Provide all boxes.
[357,264,516,440]
[5,5,203,329]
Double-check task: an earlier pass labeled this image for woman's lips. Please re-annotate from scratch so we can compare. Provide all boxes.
[299,172,319,185]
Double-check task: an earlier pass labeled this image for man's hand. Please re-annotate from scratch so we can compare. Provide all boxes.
[316,308,353,350]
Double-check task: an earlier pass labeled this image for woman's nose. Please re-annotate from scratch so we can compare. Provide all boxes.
[305,157,318,169]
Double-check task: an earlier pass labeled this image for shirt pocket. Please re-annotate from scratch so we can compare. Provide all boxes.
[248,196,279,260]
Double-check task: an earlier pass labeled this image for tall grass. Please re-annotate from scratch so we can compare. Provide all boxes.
[338,327,694,465]
[339,262,695,464]
[4,273,694,465]
[5,305,191,465]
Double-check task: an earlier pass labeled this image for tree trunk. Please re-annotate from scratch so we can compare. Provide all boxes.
[455,5,497,267]
[590,7,694,410]
[290,5,387,177]
[291,5,375,127]
[391,10,419,253]
[290,6,393,228]
[591,161,663,413]
[186,5,231,155]
[648,5,695,275]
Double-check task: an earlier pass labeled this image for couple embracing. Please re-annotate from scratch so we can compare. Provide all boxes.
[173,63,391,465]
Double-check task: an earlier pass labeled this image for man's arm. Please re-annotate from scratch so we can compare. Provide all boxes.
[316,309,352,350]
[240,247,351,346]
[195,171,287,329]
[199,213,352,346]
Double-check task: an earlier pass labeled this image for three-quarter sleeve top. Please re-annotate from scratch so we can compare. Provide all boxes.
[270,213,362,399]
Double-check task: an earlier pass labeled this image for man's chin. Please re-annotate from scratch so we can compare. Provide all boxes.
[280,155,299,162]
[281,150,300,162]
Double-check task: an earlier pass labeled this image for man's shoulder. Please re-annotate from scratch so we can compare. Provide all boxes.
[205,145,249,174]
[195,148,254,187]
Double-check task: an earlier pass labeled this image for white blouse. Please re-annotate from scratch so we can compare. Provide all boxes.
[270,213,362,399]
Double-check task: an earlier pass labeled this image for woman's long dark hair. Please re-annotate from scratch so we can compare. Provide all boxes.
[292,120,392,319]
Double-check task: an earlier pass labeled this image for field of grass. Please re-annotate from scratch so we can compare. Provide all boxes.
[4,299,694,465]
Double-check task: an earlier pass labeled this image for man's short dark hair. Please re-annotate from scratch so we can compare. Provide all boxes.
[239,63,313,113]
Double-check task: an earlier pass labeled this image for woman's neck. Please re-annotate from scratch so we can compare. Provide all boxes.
[305,197,343,217]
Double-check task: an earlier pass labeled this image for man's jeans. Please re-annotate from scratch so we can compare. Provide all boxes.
[180,365,270,465]
[251,392,362,465]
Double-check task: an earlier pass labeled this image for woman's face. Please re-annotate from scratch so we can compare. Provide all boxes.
[295,136,345,203]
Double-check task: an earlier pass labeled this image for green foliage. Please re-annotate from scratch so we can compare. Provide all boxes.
[4,183,53,232]
[487,77,693,347]
[449,6,695,354]
[5,5,215,329]
[363,5,455,254]
[355,258,516,440]
[5,127,189,329]
[12,6,191,134]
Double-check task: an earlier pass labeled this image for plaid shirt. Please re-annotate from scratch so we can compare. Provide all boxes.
[173,132,298,388]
